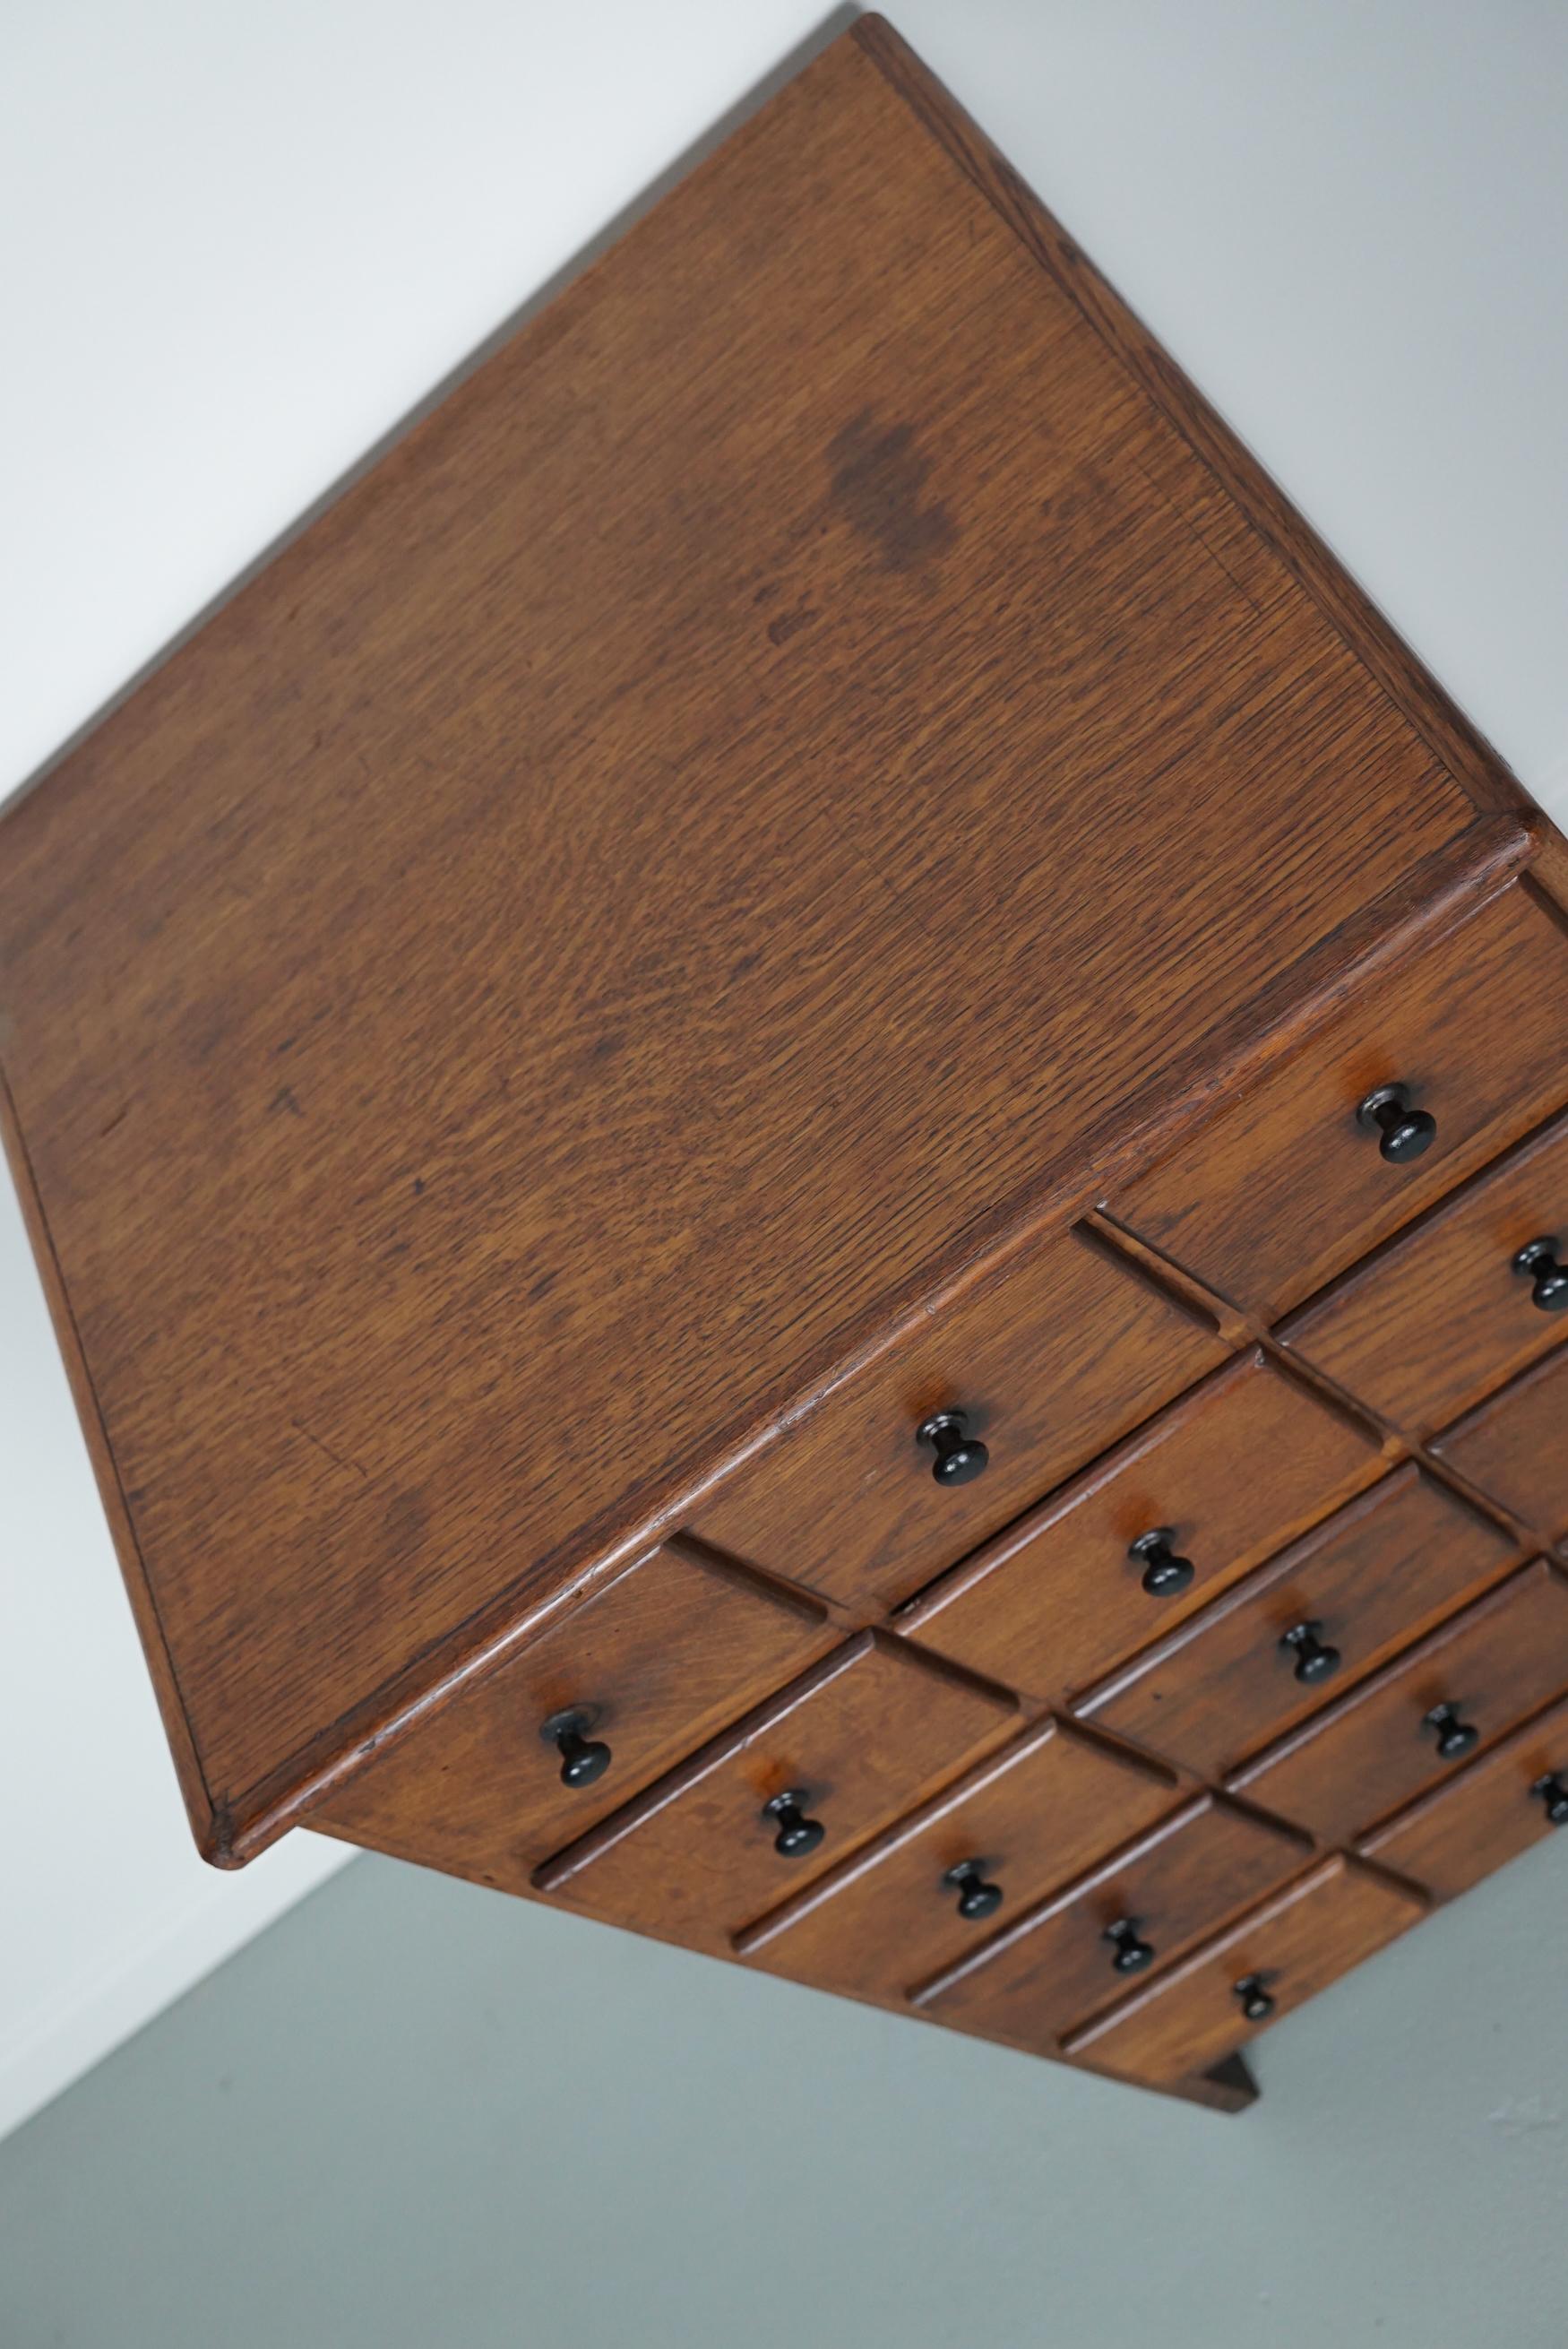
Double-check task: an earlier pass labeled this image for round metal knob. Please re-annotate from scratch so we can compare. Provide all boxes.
[763,1789,825,1858]
[943,1859,1004,1922]
[540,1706,612,1789]
[1357,1083,1438,1165]
[1423,1700,1478,1762]
[1130,1527,1194,1598]
[1532,1772,1568,1826]
[1279,1619,1342,1686]
[1233,1973,1276,2023]
[917,1409,990,1487]
[1104,1916,1155,1974]
[1513,1238,1568,1314]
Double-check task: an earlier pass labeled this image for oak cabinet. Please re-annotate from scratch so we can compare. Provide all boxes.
[4,17,1566,2112]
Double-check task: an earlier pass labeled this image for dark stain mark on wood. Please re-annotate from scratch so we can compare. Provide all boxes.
[766,604,819,646]
[269,1084,304,1119]
[827,410,955,569]
[292,1416,369,1483]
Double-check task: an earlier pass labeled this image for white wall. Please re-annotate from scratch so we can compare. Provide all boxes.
[3,0,1566,2147]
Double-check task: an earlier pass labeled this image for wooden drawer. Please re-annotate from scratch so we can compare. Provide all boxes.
[1076,1467,1520,1777]
[313,1538,833,1886]
[735,1720,1181,2000]
[898,1352,1383,1702]
[1228,1558,1568,1843]
[1429,1348,1568,1545]
[686,1225,1227,1610]
[1360,1692,1568,1900]
[1064,1858,1424,2086]
[1107,885,1568,1320]
[1282,1113,1568,1438]
[532,1632,1014,1943]
[912,1794,1308,2053]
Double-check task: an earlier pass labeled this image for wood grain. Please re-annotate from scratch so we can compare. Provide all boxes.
[735,1717,1181,1999]
[899,1352,1383,1701]
[1228,1558,1568,1843]
[1359,1691,1568,1900]
[312,1537,832,1886]
[532,1631,1014,1943]
[1076,1466,1521,1777]
[1282,1114,1568,1437]
[913,1794,1308,2051]
[1429,1348,1568,1546]
[1063,1856,1424,2084]
[0,22,1509,1852]
[1108,884,1568,1321]
[691,1227,1224,1609]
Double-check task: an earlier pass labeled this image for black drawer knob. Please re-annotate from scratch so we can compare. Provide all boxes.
[918,1409,990,1487]
[540,1706,612,1789]
[1130,1527,1194,1598]
[1532,1773,1568,1826]
[1104,1916,1155,1974]
[1357,1083,1438,1165]
[763,1789,825,1859]
[1513,1238,1568,1314]
[1279,1619,1342,1686]
[1233,1973,1276,2022]
[1423,1700,1479,1762]
[943,1859,1004,1922]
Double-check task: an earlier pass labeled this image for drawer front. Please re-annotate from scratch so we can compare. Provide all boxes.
[687,1225,1227,1610]
[1228,1559,1568,1844]
[912,1795,1308,2052]
[1282,1113,1568,1438]
[1064,1858,1424,2086]
[1107,885,1568,1320]
[1077,1467,1520,1777]
[1360,1691,1568,1900]
[899,1352,1383,1702]
[532,1632,1014,1943]
[313,1539,833,1887]
[735,1720,1181,2000]
[1430,1348,1568,1545]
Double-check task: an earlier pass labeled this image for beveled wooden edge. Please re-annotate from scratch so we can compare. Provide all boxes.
[530,1627,1018,1897]
[659,1531,833,1627]
[1225,1554,1560,1803]
[1058,1853,1427,2063]
[909,1792,1312,2010]
[850,15,1532,826]
[1426,1341,1568,1468]
[40,14,1546,1863]
[732,1714,1183,1957]
[0,1062,227,1860]
[1356,1685,1568,1877]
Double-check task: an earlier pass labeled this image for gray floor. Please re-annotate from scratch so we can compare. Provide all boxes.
[4,1835,1566,2348]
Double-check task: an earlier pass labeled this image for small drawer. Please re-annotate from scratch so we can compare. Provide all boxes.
[687,1224,1228,1611]
[1281,1112,1568,1438]
[1429,1348,1568,1546]
[898,1352,1383,1702]
[1107,884,1568,1319]
[313,1538,834,1887]
[532,1632,1014,1944]
[912,1794,1308,2053]
[1360,1691,1568,1900]
[735,1719,1181,2000]
[1076,1466,1520,1778]
[1064,1858,1424,2086]
[1228,1558,1568,1844]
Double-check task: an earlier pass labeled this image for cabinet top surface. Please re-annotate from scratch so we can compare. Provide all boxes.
[0,22,1490,1833]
